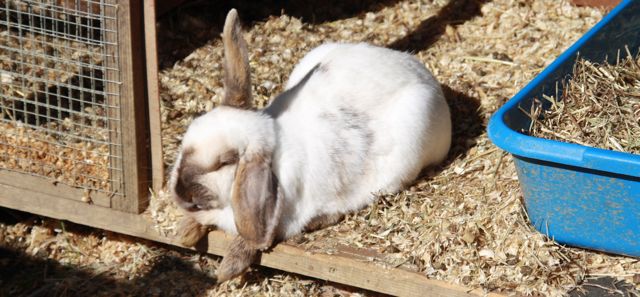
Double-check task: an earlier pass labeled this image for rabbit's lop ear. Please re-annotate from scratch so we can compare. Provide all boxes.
[221,9,252,109]
[216,236,257,282]
[216,152,281,281]
[231,152,281,249]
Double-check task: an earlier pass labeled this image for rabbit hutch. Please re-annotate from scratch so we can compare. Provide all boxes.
[0,0,153,214]
[0,0,168,260]
[10,0,612,296]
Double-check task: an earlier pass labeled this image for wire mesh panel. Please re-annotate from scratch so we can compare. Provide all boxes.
[0,0,125,200]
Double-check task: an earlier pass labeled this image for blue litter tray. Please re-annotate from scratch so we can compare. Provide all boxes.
[488,0,640,257]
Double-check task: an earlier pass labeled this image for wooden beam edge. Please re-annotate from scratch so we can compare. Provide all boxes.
[112,0,150,213]
[143,0,165,193]
[204,230,504,297]
[0,186,505,297]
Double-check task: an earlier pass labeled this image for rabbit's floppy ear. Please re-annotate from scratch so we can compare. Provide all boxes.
[216,236,258,282]
[216,151,281,281]
[231,151,281,249]
[221,9,252,109]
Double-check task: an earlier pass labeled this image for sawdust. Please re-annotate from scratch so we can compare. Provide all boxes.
[1,0,639,296]
[0,3,111,191]
[151,0,640,296]
[0,121,110,191]
[0,212,362,296]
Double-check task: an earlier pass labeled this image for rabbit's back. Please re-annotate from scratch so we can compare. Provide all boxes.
[280,42,451,172]
[268,43,451,238]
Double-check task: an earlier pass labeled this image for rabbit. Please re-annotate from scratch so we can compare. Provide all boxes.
[168,9,452,282]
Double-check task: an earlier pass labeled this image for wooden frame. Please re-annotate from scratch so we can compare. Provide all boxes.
[0,1,509,295]
[0,1,150,214]
[112,0,150,213]
[145,0,190,193]
[0,188,505,297]
[144,0,165,194]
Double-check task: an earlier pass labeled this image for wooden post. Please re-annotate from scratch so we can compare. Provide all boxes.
[144,0,165,194]
[111,0,150,213]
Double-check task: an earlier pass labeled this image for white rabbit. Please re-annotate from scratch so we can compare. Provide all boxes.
[168,9,451,282]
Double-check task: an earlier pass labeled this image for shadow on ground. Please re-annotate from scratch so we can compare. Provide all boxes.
[441,84,485,165]
[157,0,493,68]
[569,277,638,297]
[0,207,217,297]
[388,0,491,53]
[0,246,215,297]
[0,208,384,297]
[157,0,403,68]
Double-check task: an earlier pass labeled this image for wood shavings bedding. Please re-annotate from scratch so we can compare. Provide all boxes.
[0,120,111,191]
[136,0,640,295]
[0,214,359,296]
[0,0,637,296]
[0,10,110,191]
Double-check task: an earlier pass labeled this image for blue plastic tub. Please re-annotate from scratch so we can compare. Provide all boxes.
[488,0,640,257]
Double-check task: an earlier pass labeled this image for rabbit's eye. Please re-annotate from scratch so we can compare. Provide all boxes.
[220,159,237,167]
[192,194,218,210]
[213,151,238,170]
[211,160,234,171]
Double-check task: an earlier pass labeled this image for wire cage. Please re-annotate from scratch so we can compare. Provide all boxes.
[0,0,150,213]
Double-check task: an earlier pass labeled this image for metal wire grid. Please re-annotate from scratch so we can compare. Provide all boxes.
[0,0,123,195]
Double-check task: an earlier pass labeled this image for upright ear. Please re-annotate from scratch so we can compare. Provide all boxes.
[221,9,252,109]
[230,152,281,250]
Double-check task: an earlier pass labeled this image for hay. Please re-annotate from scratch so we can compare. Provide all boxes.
[529,52,640,153]
[151,0,640,296]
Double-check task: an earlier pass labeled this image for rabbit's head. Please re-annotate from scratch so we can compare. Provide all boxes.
[168,9,282,280]
[170,106,277,230]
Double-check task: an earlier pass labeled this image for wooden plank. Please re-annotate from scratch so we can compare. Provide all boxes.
[111,0,151,213]
[206,232,503,297]
[0,183,157,239]
[143,0,165,194]
[0,185,505,297]
[0,170,110,208]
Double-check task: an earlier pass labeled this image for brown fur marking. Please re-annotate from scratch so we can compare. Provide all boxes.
[216,236,258,282]
[218,150,239,168]
[304,213,344,232]
[174,149,202,204]
[174,148,237,211]
[231,152,278,249]
[221,9,252,109]
[176,216,209,247]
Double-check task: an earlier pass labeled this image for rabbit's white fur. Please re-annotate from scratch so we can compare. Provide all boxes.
[269,43,450,238]
[170,42,451,241]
